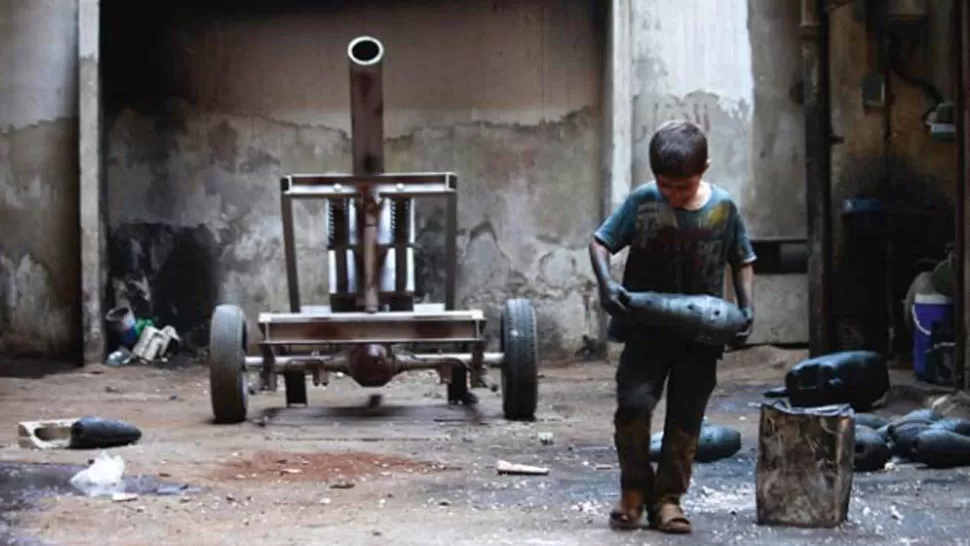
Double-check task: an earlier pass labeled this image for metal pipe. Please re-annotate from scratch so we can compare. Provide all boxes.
[800,0,835,356]
[956,0,968,389]
[245,352,504,370]
[348,36,386,312]
[280,177,301,312]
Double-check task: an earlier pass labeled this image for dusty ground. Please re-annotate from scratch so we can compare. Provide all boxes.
[2,346,970,546]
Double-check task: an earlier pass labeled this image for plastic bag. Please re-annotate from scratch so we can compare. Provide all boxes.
[69,451,126,497]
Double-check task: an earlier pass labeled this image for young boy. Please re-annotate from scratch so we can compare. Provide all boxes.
[589,120,756,534]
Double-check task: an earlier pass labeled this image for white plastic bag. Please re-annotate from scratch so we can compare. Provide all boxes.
[69,451,126,497]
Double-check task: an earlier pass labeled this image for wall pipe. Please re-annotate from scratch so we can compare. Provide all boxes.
[956,0,968,389]
[801,0,835,357]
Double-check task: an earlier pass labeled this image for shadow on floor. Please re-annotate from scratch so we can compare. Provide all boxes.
[0,360,80,379]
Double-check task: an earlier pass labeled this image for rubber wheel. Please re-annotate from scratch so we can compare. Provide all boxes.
[500,298,539,421]
[208,304,249,424]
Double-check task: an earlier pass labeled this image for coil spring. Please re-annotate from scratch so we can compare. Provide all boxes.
[328,198,349,247]
[391,198,411,243]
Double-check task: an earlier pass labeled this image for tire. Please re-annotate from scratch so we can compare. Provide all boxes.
[209,304,249,424]
[500,298,538,421]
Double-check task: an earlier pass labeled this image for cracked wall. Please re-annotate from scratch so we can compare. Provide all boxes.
[103,0,605,358]
[631,0,806,240]
[0,0,80,357]
[630,0,809,344]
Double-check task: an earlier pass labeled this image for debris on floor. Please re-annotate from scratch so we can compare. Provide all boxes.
[496,460,549,476]
[103,305,183,367]
[18,416,142,450]
[69,452,126,497]
[18,419,77,449]
[131,325,181,362]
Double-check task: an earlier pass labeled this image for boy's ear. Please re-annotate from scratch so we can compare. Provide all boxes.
[703,160,712,174]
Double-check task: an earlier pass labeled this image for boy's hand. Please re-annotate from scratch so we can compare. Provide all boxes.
[599,280,630,317]
[734,307,754,344]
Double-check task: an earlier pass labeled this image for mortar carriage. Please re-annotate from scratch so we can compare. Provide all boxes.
[206,36,539,424]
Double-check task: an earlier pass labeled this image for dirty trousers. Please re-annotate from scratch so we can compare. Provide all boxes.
[613,337,719,506]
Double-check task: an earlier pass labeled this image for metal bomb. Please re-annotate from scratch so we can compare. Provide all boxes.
[619,291,749,346]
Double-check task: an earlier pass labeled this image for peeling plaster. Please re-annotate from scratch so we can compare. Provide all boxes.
[106,104,602,357]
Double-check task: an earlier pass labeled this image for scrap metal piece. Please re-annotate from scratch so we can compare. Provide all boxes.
[764,350,890,412]
[131,325,180,362]
[621,291,748,346]
[18,419,78,450]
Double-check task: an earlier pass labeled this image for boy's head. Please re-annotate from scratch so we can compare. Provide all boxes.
[648,120,710,208]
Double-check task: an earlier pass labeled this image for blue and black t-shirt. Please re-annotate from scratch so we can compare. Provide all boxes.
[593,181,757,343]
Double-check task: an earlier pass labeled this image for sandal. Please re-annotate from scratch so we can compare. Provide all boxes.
[649,502,692,534]
[608,490,646,531]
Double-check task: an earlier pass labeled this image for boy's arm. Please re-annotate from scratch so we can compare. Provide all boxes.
[589,194,638,316]
[733,263,755,337]
[729,204,758,340]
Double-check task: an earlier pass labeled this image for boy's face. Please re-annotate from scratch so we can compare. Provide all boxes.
[656,174,703,208]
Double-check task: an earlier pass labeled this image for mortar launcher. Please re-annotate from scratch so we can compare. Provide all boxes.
[205,36,540,424]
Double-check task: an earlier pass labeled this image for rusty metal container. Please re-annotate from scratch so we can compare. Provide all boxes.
[755,400,855,527]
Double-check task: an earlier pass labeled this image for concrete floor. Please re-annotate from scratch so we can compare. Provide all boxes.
[2,346,970,545]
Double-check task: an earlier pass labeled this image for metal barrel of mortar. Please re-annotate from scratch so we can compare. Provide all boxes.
[347,35,385,176]
[347,35,386,313]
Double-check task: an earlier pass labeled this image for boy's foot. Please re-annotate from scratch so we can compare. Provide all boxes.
[608,490,647,531]
[649,502,692,534]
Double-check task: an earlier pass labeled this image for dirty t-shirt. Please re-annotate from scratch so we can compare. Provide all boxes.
[593,181,757,344]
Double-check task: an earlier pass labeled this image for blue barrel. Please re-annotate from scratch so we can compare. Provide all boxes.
[912,293,953,380]
[105,306,138,348]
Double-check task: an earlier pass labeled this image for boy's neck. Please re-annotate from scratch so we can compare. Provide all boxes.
[681,181,712,211]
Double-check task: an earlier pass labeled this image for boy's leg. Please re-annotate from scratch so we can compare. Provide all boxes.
[610,340,669,530]
[649,344,719,534]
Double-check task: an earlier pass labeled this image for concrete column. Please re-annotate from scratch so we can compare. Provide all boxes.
[79,0,105,365]
[599,0,634,347]
[603,0,633,216]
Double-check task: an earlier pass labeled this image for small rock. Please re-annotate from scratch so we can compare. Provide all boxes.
[438,499,452,506]
[372,531,382,537]
[320,498,332,505]
[169,394,179,401]
[105,386,121,393]
[330,480,356,489]
[538,432,554,445]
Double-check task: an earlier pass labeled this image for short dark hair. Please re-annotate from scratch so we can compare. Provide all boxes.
[648,120,709,179]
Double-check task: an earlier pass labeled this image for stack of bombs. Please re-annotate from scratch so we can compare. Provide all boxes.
[855,409,970,471]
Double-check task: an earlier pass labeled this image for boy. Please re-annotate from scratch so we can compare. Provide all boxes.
[589,120,756,534]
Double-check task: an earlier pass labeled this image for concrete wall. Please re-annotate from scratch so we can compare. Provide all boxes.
[0,0,80,357]
[629,0,809,344]
[631,0,806,239]
[102,0,605,357]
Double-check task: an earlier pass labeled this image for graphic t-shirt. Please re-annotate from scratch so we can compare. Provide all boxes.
[593,181,757,343]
